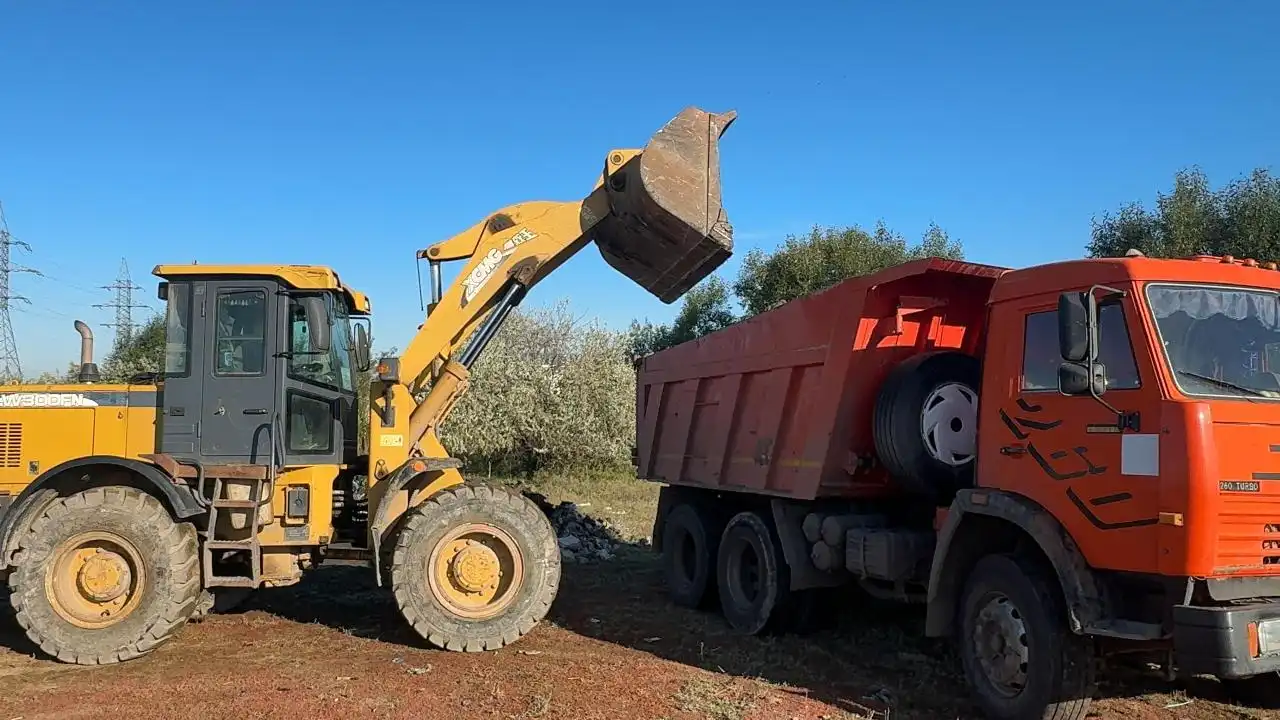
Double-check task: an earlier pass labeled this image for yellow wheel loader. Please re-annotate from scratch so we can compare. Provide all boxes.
[0,107,736,664]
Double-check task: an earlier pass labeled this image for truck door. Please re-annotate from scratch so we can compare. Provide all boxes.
[981,292,1164,574]
[200,280,279,464]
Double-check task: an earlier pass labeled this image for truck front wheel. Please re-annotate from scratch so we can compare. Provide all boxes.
[390,483,560,652]
[957,553,1096,720]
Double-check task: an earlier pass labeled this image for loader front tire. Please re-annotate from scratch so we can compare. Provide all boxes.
[7,486,201,665]
[391,483,560,652]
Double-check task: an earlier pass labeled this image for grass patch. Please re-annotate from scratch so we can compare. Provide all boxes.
[674,676,767,720]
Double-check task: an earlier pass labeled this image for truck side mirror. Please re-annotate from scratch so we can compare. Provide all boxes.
[354,322,372,373]
[302,296,331,353]
[157,282,169,301]
[1058,291,1095,363]
[1059,361,1108,397]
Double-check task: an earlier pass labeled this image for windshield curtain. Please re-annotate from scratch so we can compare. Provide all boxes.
[1147,283,1280,399]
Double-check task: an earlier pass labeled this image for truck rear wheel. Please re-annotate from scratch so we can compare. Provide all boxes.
[7,486,201,665]
[874,351,981,503]
[716,510,789,636]
[391,483,560,652]
[957,553,1095,720]
[662,503,718,609]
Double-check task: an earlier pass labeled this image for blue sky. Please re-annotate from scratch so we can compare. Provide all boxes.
[1,1,1277,376]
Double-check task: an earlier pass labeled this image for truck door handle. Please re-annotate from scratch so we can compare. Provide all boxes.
[243,408,269,415]
[1001,444,1027,457]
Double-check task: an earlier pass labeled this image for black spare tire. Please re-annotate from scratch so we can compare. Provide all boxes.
[873,351,981,503]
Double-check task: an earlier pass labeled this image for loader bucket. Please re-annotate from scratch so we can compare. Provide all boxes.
[594,107,737,304]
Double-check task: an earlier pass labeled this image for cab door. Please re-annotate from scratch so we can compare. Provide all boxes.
[200,280,279,464]
[979,290,1165,574]
[278,292,352,468]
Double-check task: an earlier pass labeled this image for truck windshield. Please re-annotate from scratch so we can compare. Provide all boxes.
[1147,284,1280,399]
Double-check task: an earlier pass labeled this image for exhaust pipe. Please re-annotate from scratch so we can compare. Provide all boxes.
[74,320,101,383]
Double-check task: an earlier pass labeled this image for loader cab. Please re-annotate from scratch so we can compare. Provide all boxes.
[151,265,371,471]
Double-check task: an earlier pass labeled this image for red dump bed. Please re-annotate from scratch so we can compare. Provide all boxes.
[635,258,1009,501]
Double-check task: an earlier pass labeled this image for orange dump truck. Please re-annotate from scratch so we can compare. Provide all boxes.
[636,254,1280,720]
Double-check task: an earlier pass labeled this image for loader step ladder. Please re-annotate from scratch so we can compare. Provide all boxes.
[202,475,271,589]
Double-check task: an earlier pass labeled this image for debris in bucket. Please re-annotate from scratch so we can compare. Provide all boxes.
[524,492,624,564]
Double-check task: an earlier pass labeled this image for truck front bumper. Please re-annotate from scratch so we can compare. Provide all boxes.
[1175,603,1280,679]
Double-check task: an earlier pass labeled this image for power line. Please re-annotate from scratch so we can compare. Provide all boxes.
[94,258,149,351]
[0,202,44,381]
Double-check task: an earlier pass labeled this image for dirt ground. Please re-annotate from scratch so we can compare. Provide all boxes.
[0,475,1276,720]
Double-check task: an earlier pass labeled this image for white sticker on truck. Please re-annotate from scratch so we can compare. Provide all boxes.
[1121,434,1159,476]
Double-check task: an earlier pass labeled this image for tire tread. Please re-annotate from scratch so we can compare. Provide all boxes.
[7,486,201,665]
[390,481,559,653]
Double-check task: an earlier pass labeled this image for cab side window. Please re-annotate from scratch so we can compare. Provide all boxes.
[163,282,192,377]
[213,290,267,376]
[1022,303,1141,391]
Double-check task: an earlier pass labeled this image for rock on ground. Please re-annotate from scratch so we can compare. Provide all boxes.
[524,491,623,564]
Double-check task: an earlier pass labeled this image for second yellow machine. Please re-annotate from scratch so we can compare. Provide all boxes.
[0,106,737,664]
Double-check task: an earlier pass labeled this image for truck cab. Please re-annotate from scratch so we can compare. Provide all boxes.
[977,253,1280,682]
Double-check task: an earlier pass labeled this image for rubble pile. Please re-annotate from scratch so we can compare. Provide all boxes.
[524,492,625,564]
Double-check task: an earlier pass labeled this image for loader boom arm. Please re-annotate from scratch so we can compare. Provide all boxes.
[365,107,736,496]
[366,175,621,483]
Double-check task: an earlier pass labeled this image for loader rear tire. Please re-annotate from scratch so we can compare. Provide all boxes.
[7,486,201,665]
[391,483,560,652]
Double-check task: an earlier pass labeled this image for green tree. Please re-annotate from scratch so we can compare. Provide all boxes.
[630,221,963,356]
[628,275,737,359]
[734,222,963,316]
[1088,167,1280,260]
[443,301,636,475]
[25,362,79,385]
[100,314,166,383]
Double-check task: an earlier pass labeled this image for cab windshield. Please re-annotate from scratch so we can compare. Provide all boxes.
[1147,284,1280,400]
[287,295,355,394]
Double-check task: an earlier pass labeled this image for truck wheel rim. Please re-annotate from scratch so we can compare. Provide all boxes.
[920,382,977,466]
[971,592,1030,698]
[45,531,146,629]
[427,522,524,620]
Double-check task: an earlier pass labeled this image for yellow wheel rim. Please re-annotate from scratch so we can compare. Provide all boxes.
[45,531,146,630]
[427,523,524,620]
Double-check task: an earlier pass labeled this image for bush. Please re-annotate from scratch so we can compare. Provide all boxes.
[442,301,636,475]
